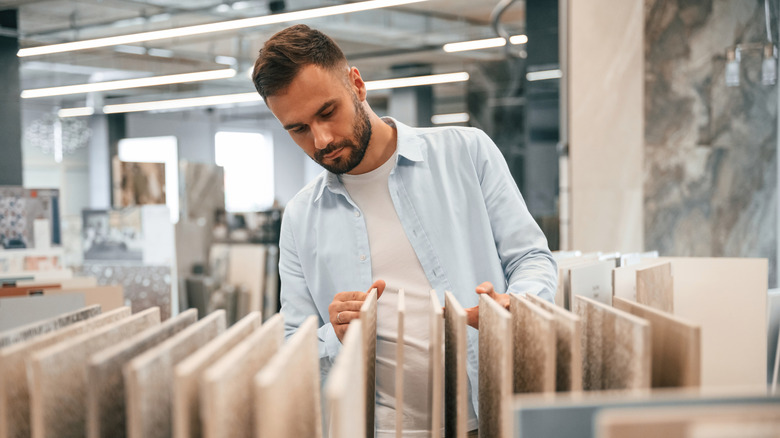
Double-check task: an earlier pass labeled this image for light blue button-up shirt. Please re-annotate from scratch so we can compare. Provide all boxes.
[278,118,557,418]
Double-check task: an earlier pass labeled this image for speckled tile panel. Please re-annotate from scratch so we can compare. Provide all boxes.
[359,288,377,438]
[254,317,322,438]
[75,264,173,320]
[509,294,556,393]
[525,293,583,392]
[325,320,365,438]
[0,307,130,438]
[636,262,674,313]
[478,294,512,438]
[86,309,197,438]
[28,308,160,438]
[172,312,261,438]
[395,289,404,437]
[0,305,100,349]
[443,291,467,438]
[125,310,226,438]
[569,261,615,306]
[200,314,282,438]
[428,291,443,437]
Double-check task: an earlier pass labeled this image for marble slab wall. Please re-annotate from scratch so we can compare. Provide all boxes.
[645,0,779,286]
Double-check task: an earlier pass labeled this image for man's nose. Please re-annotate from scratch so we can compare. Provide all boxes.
[312,123,334,150]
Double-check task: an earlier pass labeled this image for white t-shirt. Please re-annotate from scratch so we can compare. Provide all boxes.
[341,148,436,437]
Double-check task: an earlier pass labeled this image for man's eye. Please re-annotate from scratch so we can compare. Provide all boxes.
[322,110,334,118]
[292,126,308,134]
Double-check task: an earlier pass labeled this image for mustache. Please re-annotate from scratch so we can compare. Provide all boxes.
[315,140,353,161]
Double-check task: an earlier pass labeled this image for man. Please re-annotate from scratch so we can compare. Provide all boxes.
[252,24,557,436]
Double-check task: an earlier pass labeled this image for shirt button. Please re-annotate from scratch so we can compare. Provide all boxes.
[354,210,360,217]
[360,255,367,261]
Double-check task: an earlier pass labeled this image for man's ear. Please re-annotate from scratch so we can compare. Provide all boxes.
[349,66,367,101]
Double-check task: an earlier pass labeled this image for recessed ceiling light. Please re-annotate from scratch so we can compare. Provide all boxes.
[443,34,527,53]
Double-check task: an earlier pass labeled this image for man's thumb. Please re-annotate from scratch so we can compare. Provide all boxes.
[370,279,386,299]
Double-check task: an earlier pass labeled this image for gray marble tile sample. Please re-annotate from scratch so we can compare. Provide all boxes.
[568,260,614,307]
[443,291,467,438]
[124,310,226,438]
[525,293,583,392]
[0,294,86,332]
[509,294,556,393]
[636,262,674,313]
[28,307,160,438]
[86,309,197,438]
[0,305,100,348]
[200,313,282,438]
[612,297,700,388]
[325,320,365,438]
[254,317,322,438]
[478,294,512,438]
[172,312,262,438]
[395,288,404,438]
[428,291,443,437]
[573,295,651,391]
[359,288,377,438]
[0,307,130,438]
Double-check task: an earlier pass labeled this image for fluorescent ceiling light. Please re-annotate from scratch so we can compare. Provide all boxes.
[365,72,469,90]
[443,34,527,53]
[103,92,261,114]
[58,107,94,118]
[526,69,562,81]
[18,0,428,57]
[431,112,469,124]
[21,68,236,98]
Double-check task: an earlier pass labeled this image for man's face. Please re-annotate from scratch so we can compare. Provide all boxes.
[266,65,372,175]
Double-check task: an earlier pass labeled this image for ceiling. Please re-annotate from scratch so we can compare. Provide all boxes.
[4,0,526,116]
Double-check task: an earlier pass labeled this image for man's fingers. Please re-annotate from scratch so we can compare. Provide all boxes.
[370,279,386,299]
[465,306,479,329]
[333,310,359,325]
[333,291,368,302]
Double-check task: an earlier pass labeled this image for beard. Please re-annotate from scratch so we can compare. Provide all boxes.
[313,94,372,175]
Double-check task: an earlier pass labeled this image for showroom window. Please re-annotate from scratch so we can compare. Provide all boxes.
[214,131,274,212]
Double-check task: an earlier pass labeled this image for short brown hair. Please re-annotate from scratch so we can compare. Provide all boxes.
[252,24,348,99]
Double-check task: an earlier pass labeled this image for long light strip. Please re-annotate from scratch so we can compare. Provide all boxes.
[58,107,94,118]
[443,34,528,53]
[22,68,236,98]
[431,112,469,124]
[18,0,427,57]
[365,72,469,90]
[526,69,562,81]
[103,71,469,114]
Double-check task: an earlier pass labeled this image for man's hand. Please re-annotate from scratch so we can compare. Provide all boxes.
[464,281,510,329]
[329,279,385,342]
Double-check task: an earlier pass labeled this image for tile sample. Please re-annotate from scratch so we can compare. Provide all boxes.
[125,310,226,438]
[573,295,651,390]
[326,320,365,438]
[526,293,583,392]
[556,258,598,309]
[227,244,266,316]
[0,294,85,332]
[172,312,262,438]
[395,289,404,438]
[509,294,555,393]
[28,307,160,438]
[443,291,468,438]
[76,264,173,320]
[254,317,322,438]
[86,309,197,438]
[612,297,700,388]
[478,294,512,438]
[0,307,130,438]
[568,260,614,306]
[200,314,282,438]
[359,288,377,438]
[428,291,443,437]
[41,286,124,314]
[768,289,780,386]
[0,304,100,348]
[636,262,673,313]
[612,259,666,302]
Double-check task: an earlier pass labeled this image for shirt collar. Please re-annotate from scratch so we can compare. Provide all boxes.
[314,117,424,202]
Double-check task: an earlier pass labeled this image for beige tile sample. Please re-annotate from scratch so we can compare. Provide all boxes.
[612,297,701,388]
[200,313,282,438]
[28,307,160,438]
[636,262,673,313]
[569,260,614,306]
[509,294,556,393]
[86,309,197,438]
[573,295,651,390]
[557,258,598,309]
[395,288,404,438]
[325,320,365,438]
[227,244,266,316]
[254,317,322,438]
[428,291,443,437]
[359,288,377,438]
[478,294,512,438]
[612,259,667,302]
[525,293,583,392]
[443,291,467,438]
[125,310,226,438]
[0,307,130,438]
[172,312,262,438]
[0,305,100,348]
[41,286,125,314]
